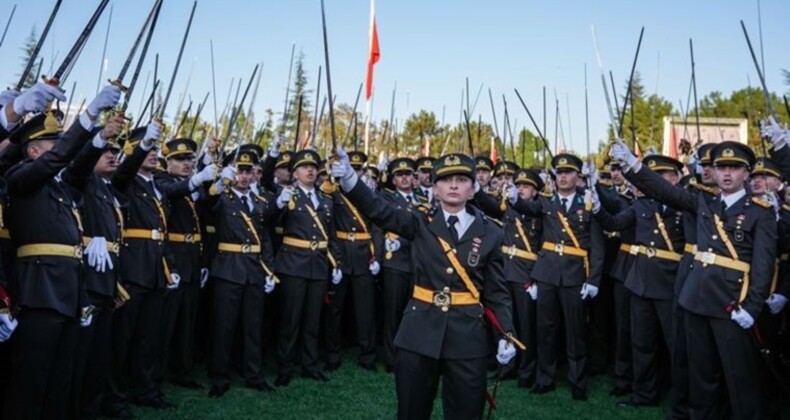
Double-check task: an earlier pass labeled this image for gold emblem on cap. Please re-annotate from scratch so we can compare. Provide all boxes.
[240,153,251,162]
[755,161,764,170]
[177,143,187,152]
[282,154,291,162]
[304,153,315,162]
[352,155,361,163]
[559,157,567,165]
[445,155,461,166]
[399,161,408,168]
[648,160,657,168]
[722,148,734,158]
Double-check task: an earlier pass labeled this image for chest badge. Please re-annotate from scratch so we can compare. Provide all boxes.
[468,238,481,267]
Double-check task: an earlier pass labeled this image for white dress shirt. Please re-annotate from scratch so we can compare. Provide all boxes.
[444,208,474,240]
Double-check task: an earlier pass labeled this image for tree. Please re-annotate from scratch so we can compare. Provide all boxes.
[16,26,38,88]
[283,50,312,144]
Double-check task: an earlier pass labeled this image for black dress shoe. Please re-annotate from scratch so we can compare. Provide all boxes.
[102,407,137,419]
[246,379,275,392]
[517,377,535,389]
[301,369,330,382]
[609,386,631,397]
[358,362,377,372]
[324,361,341,372]
[274,374,292,387]
[571,387,588,401]
[208,384,230,398]
[132,396,175,409]
[530,384,556,395]
[172,378,203,389]
[617,398,659,408]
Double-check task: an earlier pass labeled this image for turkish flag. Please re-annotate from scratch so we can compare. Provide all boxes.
[365,1,380,100]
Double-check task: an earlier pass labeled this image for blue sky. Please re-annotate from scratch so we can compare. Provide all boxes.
[0,0,787,154]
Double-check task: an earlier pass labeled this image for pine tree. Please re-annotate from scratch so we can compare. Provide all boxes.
[16,26,38,88]
[284,50,312,146]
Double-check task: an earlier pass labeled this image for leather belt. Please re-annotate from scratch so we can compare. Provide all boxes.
[282,236,328,251]
[336,231,371,241]
[204,225,216,234]
[694,251,750,273]
[684,243,697,254]
[619,243,635,254]
[542,241,588,258]
[167,233,202,244]
[412,285,479,312]
[217,243,261,254]
[501,245,537,261]
[82,237,121,255]
[274,227,284,235]
[626,244,682,262]
[0,229,9,240]
[17,243,83,259]
[123,229,164,241]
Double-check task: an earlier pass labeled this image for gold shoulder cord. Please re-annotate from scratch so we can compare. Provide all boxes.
[303,202,338,269]
[654,212,674,251]
[514,218,533,254]
[338,194,376,257]
[557,212,589,277]
[713,214,749,304]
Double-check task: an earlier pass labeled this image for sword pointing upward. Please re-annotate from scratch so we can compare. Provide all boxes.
[16,0,62,90]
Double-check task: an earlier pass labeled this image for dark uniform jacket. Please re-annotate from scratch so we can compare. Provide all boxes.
[595,196,684,300]
[156,172,204,284]
[597,184,635,283]
[6,121,96,317]
[776,205,790,298]
[627,166,777,320]
[274,186,342,281]
[511,187,605,288]
[344,179,513,360]
[209,188,276,286]
[474,190,543,284]
[111,145,177,290]
[375,189,426,274]
[333,190,375,275]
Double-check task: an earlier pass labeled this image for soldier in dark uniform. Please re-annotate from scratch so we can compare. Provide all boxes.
[414,157,435,203]
[207,148,277,397]
[3,83,121,419]
[155,138,217,389]
[493,160,519,189]
[475,156,494,189]
[105,121,180,415]
[508,153,605,401]
[71,115,129,419]
[271,149,343,386]
[376,157,428,372]
[323,151,379,371]
[331,149,519,420]
[475,169,544,388]
[592,155,686,407]
[612,139,776,420]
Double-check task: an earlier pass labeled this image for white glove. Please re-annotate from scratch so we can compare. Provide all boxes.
[369,260,380,276]
[12,81,67,116]
[590,188,601,213]
[331,268,343,285]
[190,164,217,189]
[730,307,755,329]
[264,275,276,294]
[385,238,401,252]
[0,89,21,108]
[580,283,599,300]
[141,121,162,150]
[277,186,294,209]
[609,139,638,168]
[588,165,597,187]
[220,166,236,183]
[330,147,355,182]
[766,293,788,315]
[85,237,114,273]
[200,268,209,289]
[526,282,537,300]
[0,312,18,342]
[377,159,388,172]
[764,193,781,221]
[495,338,517,365]
[761,117,784,144]
[507,184,518,204]
[268,137,281,157]
[86,85,122,119]
[168,273,181,290]
[80,306,94,328]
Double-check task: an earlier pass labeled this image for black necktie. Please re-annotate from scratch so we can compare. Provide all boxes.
[148,180,160,199]
[240,196,250,213]
[447,215,459,244]
[406,194,413,203]
[307,191,315,209]
[561,198,568,213]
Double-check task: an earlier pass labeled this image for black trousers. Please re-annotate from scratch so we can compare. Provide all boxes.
[0,337,11,416]
[277,275,327,375]
[4,308,79,420]
[209,278,265,387]
[158,281,201,382]
[381,269,412,369]
[394,348,488,420]
[685,311,766,420]
[536,282,588,390]
[588,274,614,374]
[324,272,377,365]
[106,285,165,411]
[668,302,690,419]
[613,281,633,390]
[72,296,114,419]
[630,294,672,403]
[508,282,537,383]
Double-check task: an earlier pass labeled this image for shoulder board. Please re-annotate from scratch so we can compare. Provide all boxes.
[254,193,267,203]
[689,182,719,196]
[417,203,431,214]
[751,197,772,209]
[539,191,553,198]
[782,204,790,212]
[320,192,333,200]
[384,188,395,194]
[485,216,503,227]
[486,190,500,197]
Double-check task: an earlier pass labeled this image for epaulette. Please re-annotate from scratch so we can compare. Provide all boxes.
[539,191,553,198]
[417,203,431,214]
[485,216,503,227]
[320,192,333,200]
[486,190,500,197]
[751,197,772,209]
[689,182,719,196]
[782,204,790,212]
[254,193,267,203]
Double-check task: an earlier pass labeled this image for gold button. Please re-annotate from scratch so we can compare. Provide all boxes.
[446,267,454,275]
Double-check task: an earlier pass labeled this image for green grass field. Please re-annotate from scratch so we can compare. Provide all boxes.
[129,355,667,419]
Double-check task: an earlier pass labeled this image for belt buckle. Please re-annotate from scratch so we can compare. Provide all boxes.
[507,245,516,258]
[74,246,84,259]
[241,244,252,254]
[310,241,319,251]
[629,245,639,256]
[701,252,716,266]
[151,230,161,241]
[184,233,194,243]
[433,287,451,312]
[110,242,120,255]
[347,232,356,242]
[554,243,564,256]
[645,247,656,259]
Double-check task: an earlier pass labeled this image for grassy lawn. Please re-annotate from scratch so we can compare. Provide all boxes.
[128,355,666,419]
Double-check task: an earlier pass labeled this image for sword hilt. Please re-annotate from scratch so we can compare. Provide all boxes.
[40,75,63,92]
[108,79,129,93]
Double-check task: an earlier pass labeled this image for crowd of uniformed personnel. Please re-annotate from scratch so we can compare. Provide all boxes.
[0,80,789,420]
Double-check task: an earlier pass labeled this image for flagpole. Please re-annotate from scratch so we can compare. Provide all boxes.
[364,0,376,156]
